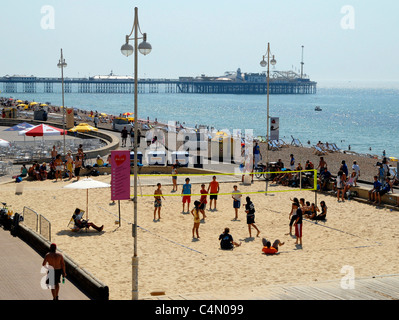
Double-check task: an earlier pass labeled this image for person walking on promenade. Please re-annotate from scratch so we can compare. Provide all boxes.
[121,126,128,147]
[130,127,135,147]
[42,243,66,300]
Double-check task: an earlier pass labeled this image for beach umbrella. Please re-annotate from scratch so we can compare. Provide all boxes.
[40,103,48,107]
[16,100,23,103]
[29,102,38,106]
[0,139,11,148]
[69,123,98,133]
[4,122,34,132]
[389,157,398,162]
[19,124,67,137]
[123,112,134,116]
[64,178,111,220]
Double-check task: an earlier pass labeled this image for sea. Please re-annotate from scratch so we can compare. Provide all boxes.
[2,81,399,158]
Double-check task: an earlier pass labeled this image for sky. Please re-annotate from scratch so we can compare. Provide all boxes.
[0,0,398,84]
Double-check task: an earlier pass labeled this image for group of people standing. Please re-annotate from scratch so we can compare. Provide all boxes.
[153,175,262,241]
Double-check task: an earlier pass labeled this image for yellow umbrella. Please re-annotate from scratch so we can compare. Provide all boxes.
[216,131,228,136]
[30,102,38,106]
[40,103,48,107]
[16,100,23,103]
[69,123,98,133]
[389,157,398,162]
[100,113,107,117]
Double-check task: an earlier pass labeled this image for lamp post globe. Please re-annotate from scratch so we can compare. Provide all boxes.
[121,43,134,57]
[138,40,152,56]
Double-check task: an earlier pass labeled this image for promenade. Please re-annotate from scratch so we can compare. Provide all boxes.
[0,227,89,300]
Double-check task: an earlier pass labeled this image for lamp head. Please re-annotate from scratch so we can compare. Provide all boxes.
[121,35,134,57]
[138,33,152,56]
[270,55,277,66]
[260,56,267,68]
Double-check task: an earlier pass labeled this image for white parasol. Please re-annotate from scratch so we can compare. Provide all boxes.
[64,178,111,220]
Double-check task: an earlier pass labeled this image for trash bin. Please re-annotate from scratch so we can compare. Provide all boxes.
[130,151,143,165]
[147,151,166,166]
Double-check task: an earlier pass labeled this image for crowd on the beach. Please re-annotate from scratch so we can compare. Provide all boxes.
[16,144,112,182]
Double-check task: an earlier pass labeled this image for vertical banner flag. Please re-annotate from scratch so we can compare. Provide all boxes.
[66,108,75,129]
[270,117,279,141]
[111,150,131,201]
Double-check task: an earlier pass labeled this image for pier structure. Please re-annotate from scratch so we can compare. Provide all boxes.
[0,70,316,95]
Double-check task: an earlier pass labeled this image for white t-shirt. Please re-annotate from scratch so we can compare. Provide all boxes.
[352,164,360,175]
[232,190,242,201]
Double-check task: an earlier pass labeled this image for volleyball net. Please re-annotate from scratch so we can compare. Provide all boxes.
[131,169,317,198]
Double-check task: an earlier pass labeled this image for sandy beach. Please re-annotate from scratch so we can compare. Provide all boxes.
[1,175,398,300]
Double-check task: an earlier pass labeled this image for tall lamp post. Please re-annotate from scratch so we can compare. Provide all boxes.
[57,49,67,156]
[260,43,276,193]
[120,6,152,301]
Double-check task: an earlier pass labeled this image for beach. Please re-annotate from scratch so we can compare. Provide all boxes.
[1,100,399,300]
[1,176,398,300]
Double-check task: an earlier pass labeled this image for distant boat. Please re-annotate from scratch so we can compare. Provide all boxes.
[315,106,322,111]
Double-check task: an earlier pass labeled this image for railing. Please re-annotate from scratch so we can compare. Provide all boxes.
[22,206,51,242]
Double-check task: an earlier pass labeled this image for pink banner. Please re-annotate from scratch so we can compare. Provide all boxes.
[111,150,131,201]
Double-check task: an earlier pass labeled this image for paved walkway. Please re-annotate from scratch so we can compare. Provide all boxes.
[0,227,89,300]
[143,274,399,300]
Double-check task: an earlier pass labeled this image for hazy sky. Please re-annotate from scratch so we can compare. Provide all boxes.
[0,0,398,83]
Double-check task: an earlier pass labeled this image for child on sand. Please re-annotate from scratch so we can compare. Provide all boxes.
[231,185,242,220]
[182,178,191,213]
[199,184,208,220]
[245,197,260,238]
[191,201,201,239]
[293,202,303,246]
[171,165,178,192]
[154,183,165,221]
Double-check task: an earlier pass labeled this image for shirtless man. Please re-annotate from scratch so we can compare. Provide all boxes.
[42,243,66,300]
[54,154,63,181]
[154,183,165,221]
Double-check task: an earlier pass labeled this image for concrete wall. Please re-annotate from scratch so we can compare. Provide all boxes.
[16,223,109,300]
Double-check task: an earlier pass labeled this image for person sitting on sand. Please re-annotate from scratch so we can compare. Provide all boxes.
[94,155,104,167]
[262,238,284,255]
[40,162,48,180]
[73,208,103,232]
[219,227,241,250]
[314,201,327,221]
[305,203,320,220]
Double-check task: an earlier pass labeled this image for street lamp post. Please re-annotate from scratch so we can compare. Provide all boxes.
[260,43,276,194]
[121,6,152,301]
[57,49,67,156]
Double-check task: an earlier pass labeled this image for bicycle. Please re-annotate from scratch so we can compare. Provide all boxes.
[254,164,268,180]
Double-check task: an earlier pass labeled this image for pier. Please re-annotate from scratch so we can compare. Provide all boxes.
[0,71,316,95]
